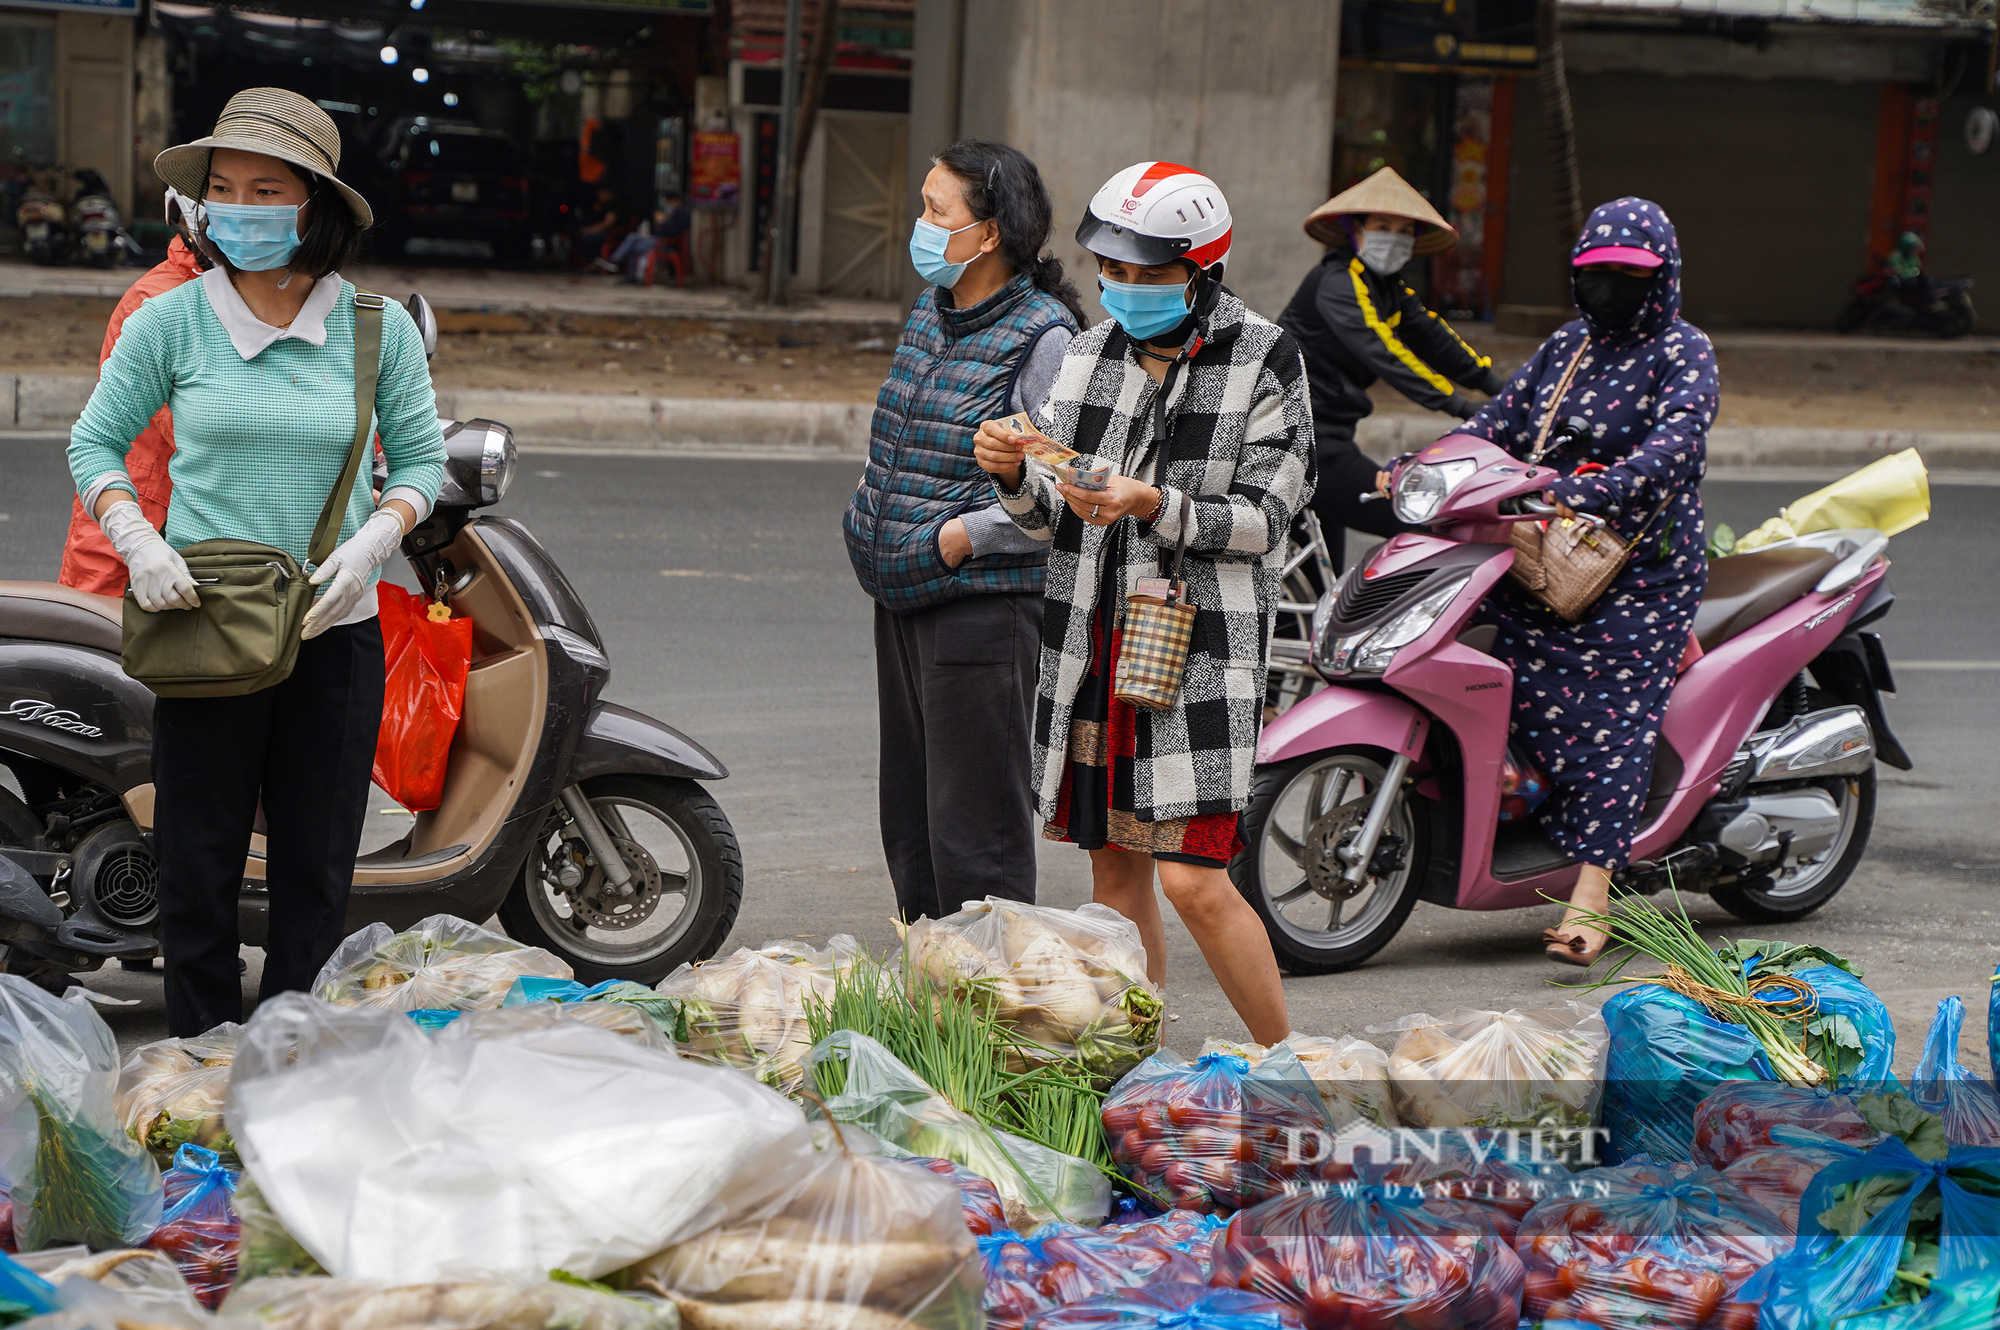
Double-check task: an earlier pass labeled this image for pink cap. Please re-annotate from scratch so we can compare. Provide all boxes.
[1574,245,1664,269]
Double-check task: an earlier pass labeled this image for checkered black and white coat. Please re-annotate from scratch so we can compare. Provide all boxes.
[993,288,1315,824]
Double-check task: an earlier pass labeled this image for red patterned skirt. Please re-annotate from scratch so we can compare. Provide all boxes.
[1044,614,1245,869]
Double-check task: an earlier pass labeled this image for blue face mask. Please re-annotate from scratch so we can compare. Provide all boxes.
[1099,275,1193,342]
[909,217,984,289]
[203,200,302,272]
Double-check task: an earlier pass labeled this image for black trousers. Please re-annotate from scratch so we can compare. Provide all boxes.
[874,592,1041,923]
[1310,432,1420,573]
[152,618,384,1035]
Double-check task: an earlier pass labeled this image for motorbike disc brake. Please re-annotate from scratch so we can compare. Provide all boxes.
[1303,799,1372,901]
[551,835,664,931]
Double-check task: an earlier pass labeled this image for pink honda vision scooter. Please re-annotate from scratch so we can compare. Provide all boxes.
[1233,430,1910,973]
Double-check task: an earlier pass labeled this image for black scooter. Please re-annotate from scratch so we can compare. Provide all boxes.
[0,298,743,987]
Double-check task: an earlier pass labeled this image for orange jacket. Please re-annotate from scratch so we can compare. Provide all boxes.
[58,237,206,596]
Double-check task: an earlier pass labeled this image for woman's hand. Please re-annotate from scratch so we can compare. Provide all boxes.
[1542,489,1581,523]
[972,420,1027,490]
[939,517,972,569]
[1058,476,1159,527]
[1375,470,1393,497]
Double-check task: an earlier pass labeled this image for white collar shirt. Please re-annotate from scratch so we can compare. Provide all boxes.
[200,266,343,361]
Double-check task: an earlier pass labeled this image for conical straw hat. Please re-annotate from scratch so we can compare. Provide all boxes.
[1305,166,1457,255]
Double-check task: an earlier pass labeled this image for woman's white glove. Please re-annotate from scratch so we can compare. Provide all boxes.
[99,500,199,612]
[302,508,407,639]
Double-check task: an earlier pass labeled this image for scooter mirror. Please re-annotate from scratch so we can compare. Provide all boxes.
[406,293,438,360]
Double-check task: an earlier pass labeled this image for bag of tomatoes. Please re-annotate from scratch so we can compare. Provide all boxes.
[1376,1133,1569,1243]
[979,1224,1206,1330]
[1721,1135,1858,1235]
[1691,1082,1878,1170]
[906,1156,1010,1237]
[144,1143,239,1309]
[1208,1182,1526,1330]
[1101,1209,1230,1274]
[1102,1050,1337,1215]
[1515,1160,1788,1330]
[1025,1281,1302,1330]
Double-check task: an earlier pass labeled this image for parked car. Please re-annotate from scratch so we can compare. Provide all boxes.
[370,119,532,265]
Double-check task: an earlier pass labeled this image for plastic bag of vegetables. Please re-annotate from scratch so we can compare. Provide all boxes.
[1724,1134,1860,1235]
[227,992,816,1283]
[143,1145,238,1310]
[627,1124,982,1330]
[1198,1036,1395,1131]
[979,1224,1206,1330]
[222,1275,677,1330]
[1100,1210,1228,1273]
[1376,1133,1567,1243]
[1101,1050,1335,1215]
[901,1159,1009,1238]
[1515,1160,1788,1330]
[1744,1138,2000,1330]
[805,1032,1109,1230]
[503,976,685,1042]
[0,977,163,1251]
[1208,1183,1525,1330]
[1691,1081,1878,1169]
[904,899,1162,1085]
[311,913,571,1013]
[8,1246,211,1328]
[1024,1283,1301,1330]
[232,1173,324,1284]
[113,1023,240,1169]
[656,936,866,1091]
[1911,996,2000,1147]
[1366,1002,1606,1133]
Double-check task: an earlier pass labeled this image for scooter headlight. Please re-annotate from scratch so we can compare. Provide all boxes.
[1393,459,1478,525]
[1316,575,1470,677]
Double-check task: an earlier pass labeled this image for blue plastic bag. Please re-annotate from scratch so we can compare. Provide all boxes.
[1602,963,1896,1164]
[147,1143,238,1309]
[1988,967,1998,1095]
[0,1249,56,1321]
[502,976,684,1040]
[980,1224,1206,1330]
[1023,1282,1302,1330]
[1913,997,2000,1148]
[403,1008,464,1031]
[1746,1140,2000,1330]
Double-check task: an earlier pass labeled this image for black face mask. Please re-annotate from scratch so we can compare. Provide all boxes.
[1573,268,1654,333]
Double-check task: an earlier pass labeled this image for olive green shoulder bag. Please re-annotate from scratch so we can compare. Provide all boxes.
[121,290,386,698]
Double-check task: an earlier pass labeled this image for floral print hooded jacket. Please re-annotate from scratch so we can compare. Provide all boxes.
[1459,197,1718,870]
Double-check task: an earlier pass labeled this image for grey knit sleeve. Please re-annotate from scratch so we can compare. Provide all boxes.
[1009,325,1074,416]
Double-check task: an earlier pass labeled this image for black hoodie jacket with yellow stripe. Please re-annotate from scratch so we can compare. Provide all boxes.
[1277,249,1505,458]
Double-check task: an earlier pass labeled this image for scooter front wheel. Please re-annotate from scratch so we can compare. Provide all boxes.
[1231,749,1429,975]
[499,775,743,984]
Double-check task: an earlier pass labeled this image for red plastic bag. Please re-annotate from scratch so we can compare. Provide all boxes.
[1722,1143,1854,1233]
[145,1144,238,1309]
[1689,1082,1877,1170]
[372,583,473,812]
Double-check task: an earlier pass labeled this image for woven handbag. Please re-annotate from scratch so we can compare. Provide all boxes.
[1505,341,1673,622]
[1114,492,1196,710]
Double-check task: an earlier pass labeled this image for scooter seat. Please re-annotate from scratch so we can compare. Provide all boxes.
[0,581,123,655]
[1693,548,1840,651]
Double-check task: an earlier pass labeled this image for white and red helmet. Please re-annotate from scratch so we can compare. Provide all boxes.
[1076,161,1232,278]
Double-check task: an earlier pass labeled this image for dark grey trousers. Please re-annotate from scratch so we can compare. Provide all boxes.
[873,592,1041,923]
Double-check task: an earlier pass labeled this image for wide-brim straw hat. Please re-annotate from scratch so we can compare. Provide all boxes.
[154,88,371,230]
[1304,166,1456,255]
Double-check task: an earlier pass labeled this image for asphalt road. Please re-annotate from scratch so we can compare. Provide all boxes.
[1,439,1994,1076]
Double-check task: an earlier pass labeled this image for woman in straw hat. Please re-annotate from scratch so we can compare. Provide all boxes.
[1277,166,1505,569]
[66,88,446,1035]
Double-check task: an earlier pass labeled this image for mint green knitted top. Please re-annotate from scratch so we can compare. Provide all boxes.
[67,278,446,588]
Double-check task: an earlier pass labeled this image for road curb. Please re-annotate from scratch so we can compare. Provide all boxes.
[7,371,1997,469]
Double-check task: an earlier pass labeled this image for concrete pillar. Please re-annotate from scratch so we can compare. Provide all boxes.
[938,0,1341,322]
[903,0,967,306]
[132,27,170,224]
[55,12,135,215]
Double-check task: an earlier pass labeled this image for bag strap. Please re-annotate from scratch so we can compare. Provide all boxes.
[308,289,385,569]
[1525,340,1590,466]
[1162,492,1194,605]
[1619,490,1679,552]
[1143,355,1189,579]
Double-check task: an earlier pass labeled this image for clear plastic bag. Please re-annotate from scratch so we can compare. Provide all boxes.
[444,1000,670,1050]
[0,978,163,1251]
[1746,1140,2000,1330]
[901,1159,1009,1238]
[145,1146,238,1309]
[503,976,685,1043]
[1097,1210,1228,1273]
[1724,1138,1859,1234]
[1197,1035,1395,1131]
[1022,1283,1302,1330]
[226,992,816,1282]
[1912,997,2000,1148]
[903,899,1163,1085]
[656,936,865,1092]
[114,1024,241,1168]
[978,1224,1205,1330]
[1691,1082,1878,1169]
[1601,964,1897,1165]
[803,1031,1109,1230]
[221,1275,677,1330]
[1101,1050,1334,1215]
[1515,1160,1789,1330]
[310,914,572,1014]
[627,1129,981,1330]
[1208,1183,1525,1330]
[10,1247,210,1328]
[1376,1133,1567,1243]
[1367,1002,1606,1132]
[232,1174,324,1284]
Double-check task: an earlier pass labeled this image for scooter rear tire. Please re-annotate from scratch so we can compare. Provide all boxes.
[1709,769,1874,924]
[499,775,743,984]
